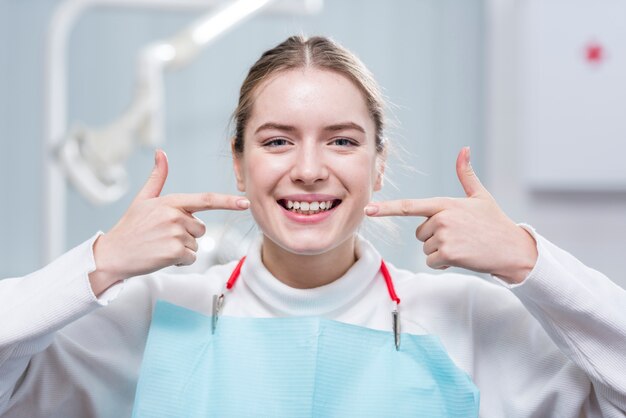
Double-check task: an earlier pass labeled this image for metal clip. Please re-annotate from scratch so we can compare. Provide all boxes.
[392,301,400,351]
[212,293,225,334]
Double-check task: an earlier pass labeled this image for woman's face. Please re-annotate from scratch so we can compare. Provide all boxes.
[234,68,383,256]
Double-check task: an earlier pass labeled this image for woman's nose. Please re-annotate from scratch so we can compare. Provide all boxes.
[289,144,329,185]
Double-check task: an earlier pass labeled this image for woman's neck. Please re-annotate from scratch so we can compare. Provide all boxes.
[261,236,357,289]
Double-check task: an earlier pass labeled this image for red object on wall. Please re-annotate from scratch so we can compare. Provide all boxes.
[520,1,626,191]
[585,42,604,64]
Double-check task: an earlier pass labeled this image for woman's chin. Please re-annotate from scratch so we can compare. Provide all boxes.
[263,233,353,257]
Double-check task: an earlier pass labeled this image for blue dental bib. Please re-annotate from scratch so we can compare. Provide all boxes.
[132,300,479,417]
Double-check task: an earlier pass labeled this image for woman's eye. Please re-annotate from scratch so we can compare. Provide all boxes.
[264,138,289,147]
[331,138,357,147]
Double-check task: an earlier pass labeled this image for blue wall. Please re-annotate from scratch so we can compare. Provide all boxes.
[0,0,484,277]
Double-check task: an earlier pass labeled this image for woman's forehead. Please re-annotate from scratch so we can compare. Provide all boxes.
[248,68,374,133]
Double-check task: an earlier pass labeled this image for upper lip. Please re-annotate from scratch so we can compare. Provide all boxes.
[276,194,341,202]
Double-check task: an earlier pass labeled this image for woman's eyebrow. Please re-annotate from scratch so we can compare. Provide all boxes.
[324,122,366,133]
[254,122,296,134]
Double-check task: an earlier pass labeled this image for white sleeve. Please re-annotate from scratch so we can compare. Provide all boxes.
[0,233,125,416]
[496,226,626,416]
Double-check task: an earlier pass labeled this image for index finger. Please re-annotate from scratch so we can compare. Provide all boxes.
[164,193,250,213]
[364,198,450,217]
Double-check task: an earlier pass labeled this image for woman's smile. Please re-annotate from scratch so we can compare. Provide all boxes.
[276,194,342,223]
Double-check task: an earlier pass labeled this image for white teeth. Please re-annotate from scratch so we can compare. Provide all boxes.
[283,200,337,214]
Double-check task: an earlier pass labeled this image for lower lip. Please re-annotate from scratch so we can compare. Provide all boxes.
[278,203,337,224]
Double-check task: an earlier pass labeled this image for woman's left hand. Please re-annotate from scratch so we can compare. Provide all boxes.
[364,147,537,284]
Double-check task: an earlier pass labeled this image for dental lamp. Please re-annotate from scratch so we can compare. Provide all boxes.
[56,0,322,205]
[44,0,323,262]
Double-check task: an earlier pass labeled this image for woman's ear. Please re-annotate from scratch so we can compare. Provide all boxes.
[231,138,246,192]
[374,151,386,192]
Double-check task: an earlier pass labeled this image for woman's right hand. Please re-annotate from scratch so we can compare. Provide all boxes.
[88,150,250,296]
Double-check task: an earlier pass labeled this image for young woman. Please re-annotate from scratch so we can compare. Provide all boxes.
[1,36,625,417]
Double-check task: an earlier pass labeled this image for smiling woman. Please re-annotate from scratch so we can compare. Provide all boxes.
[231,36,386,288]
[1,35,626,418]
[237,67,381,286]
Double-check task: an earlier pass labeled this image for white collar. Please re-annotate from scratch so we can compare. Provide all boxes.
[240,235,382,316]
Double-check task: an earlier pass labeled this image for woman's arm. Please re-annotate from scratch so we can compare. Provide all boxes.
[367,147,626,415]
[502,228,626,415]
[0,234,120,415]
[0,150,248,417]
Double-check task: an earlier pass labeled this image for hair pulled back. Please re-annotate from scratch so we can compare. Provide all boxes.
[232,35,386,155]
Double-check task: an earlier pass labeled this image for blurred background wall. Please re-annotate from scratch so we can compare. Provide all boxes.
[486,0,626,289]
[1,0,624,289]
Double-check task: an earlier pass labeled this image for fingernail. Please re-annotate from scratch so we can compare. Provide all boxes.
[465,146,471,165]
[236,198,250,209]
[364,205,379,216]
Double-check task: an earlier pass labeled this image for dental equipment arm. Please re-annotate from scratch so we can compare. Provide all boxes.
[56,0,321,205]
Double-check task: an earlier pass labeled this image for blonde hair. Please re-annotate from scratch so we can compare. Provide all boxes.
[232,35,387,155]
